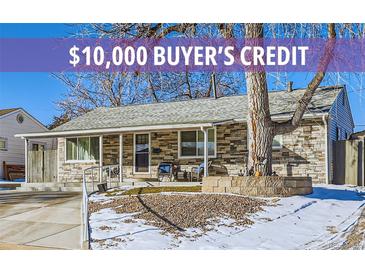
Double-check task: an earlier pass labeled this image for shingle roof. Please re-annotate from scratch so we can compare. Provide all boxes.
[0,108,20,117]
[53,86,344,132]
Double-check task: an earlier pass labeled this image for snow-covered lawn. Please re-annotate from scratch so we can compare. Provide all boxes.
[89,184,365,250]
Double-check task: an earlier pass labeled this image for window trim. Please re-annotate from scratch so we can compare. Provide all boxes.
[272,135,283,150]
[65,136,100,163]
[178,128,217,159]
[246,133,283,150]
[133,132,151,174]
[0,137,8,151]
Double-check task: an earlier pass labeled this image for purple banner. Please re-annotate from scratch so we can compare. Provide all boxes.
[0,38,364,72]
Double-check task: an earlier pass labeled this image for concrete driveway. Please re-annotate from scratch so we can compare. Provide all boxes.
[0,192,83,250]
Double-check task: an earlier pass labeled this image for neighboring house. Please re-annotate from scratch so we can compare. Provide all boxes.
[0,108,55,180]
[16,85,354,184]
[350,130,365,140]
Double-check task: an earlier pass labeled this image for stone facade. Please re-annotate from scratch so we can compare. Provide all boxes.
[57,138,98,183]
[57,119,327,184]
[58,135,121,183]
[202,176,313,197]
[272,119,327,183]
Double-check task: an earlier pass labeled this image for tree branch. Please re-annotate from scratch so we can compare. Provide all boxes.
[274,23,336,135]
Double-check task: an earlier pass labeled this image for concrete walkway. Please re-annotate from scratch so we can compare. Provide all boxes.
[0,192,83,250]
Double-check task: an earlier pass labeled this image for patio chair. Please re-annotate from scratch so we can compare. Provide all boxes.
[157,162,179,182]
[190,161,212,182]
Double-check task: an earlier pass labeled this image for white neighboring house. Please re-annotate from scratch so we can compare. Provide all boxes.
[0,108,56,180]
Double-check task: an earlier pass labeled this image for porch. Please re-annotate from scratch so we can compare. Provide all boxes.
[57,126,227,185]
[20,121,246,186]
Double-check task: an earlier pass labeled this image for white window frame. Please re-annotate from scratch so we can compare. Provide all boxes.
[133,132,151,174]
[65,136,100,163]
[272,135,283,150]
[0,137,8,151]
[246,133,283,150]
[178,128,217,159]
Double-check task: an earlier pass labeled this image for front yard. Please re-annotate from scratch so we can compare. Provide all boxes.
[89,185,365,250]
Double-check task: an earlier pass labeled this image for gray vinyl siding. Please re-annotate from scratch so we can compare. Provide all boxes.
[328,88,354,183]
[328,88,354,142]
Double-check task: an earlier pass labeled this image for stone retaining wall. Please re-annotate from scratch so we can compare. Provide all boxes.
[202,176,313,197]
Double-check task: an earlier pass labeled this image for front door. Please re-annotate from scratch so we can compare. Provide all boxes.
[134,133,150,173]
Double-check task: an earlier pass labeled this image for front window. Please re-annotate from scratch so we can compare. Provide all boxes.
[179,129,215,157]
[0,137,7,151]
[66,136,99,161]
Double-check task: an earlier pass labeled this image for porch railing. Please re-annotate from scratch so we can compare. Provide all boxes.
[81,164,122,247]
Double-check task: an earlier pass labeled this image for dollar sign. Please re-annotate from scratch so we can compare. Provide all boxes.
[69,45,80,67]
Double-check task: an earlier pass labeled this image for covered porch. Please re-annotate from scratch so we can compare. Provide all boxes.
[73,125,216,185]
[17,121,239,185]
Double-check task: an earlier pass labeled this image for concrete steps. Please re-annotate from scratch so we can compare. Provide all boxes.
[15,182,121,192]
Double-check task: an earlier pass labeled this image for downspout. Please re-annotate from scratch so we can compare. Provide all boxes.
[99,135,103,183]
[119,134,123,184]
[24,138,28,183]
[322,114,329,184]
[200,126,209,177]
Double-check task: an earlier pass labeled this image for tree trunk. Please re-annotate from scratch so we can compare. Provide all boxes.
[246,71,274,175]
[244,23,336,175]
[245,24,274,175]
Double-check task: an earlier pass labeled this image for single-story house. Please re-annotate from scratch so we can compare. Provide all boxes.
[16,85,354,184]
[0,108,56,180]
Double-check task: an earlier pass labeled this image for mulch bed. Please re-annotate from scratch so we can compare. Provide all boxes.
[89,192,268,237]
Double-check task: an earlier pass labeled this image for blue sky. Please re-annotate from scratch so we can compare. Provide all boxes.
[0,23,364,131]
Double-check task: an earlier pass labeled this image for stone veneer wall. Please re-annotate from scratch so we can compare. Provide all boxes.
[58,138,98,183]
[57,119,327,184]
[58,135,120,183]
[202,176,313,197]
[120,125,247,179]
[272,119,327,183]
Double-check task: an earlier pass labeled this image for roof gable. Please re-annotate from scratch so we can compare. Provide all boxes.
[0,108,48,131]
[0,108,21,117]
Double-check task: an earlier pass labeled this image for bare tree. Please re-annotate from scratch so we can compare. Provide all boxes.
[51,24,244,127]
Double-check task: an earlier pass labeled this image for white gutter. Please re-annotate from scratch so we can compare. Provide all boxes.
[15,122,214,139]
[322,114,329,184]
[235,112,327,123]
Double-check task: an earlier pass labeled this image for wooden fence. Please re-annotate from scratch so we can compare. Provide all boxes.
[333,140,364,186]
[28,150,57,183]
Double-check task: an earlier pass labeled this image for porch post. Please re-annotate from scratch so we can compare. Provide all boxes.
[119,134,123,184]
[201,127,209,177]
[24,138,28,183]
[99,135,103,183]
